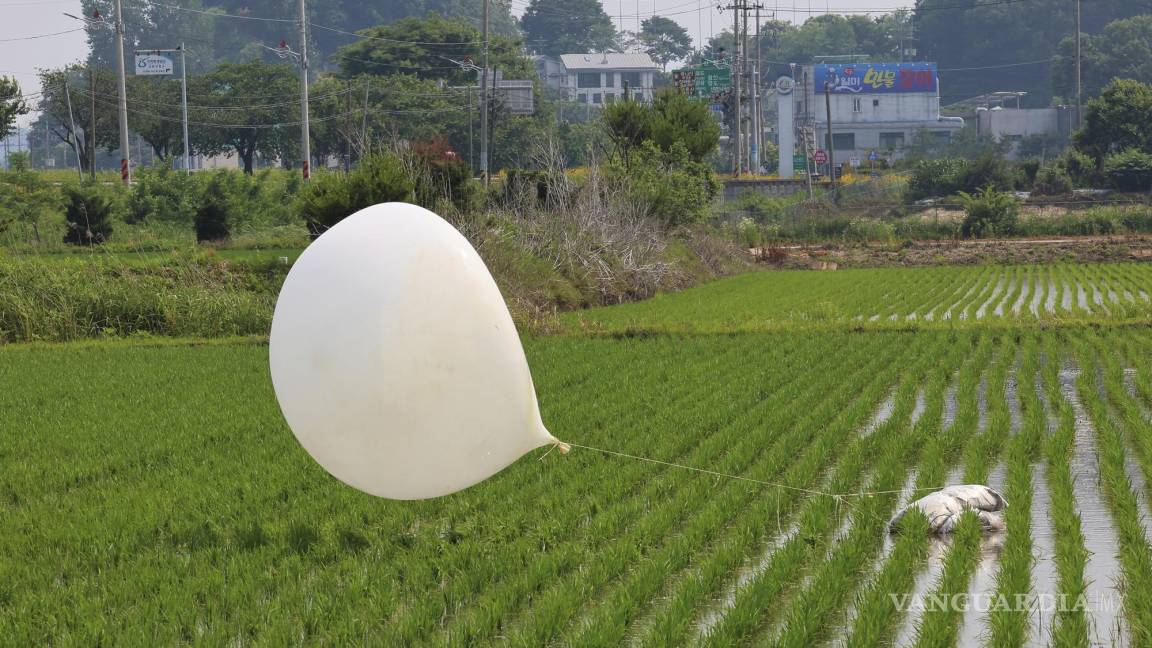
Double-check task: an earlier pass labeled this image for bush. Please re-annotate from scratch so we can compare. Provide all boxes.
[1104,149,1152,192]
[906,158,968,200]
[958,186,1019,238]
[1033,164,1073,196]
[956,154,1018,193]
[608,141,720,228]
[408,138,482,214]
[503,169,549,205]
[842,218,895,243]
[1060,149,1099,187]
[295,154,413,236]
[62,182,116,245]
[736,217,762,248]
[126,164,199,224]
[733,192,798,223]
[195,176,232,242]
[1018,158,1041,187]
[0,162,59,241]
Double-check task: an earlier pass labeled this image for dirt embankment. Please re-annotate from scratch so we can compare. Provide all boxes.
[752,235,1152,270]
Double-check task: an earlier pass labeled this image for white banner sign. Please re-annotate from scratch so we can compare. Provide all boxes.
[135,53,174,76]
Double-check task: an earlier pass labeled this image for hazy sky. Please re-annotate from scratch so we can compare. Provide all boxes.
[3,0,912,125]
[3,1,87,125]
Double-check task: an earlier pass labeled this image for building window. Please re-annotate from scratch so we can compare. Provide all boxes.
[933,130,952,142]
[593,93,602,104]
[604,93,616,104]
[604,73,615,88]
[879,132,905,149]
[873,99,880,107]
[620,71,642,88]
[577,93,588,103]
[577,72,601,88]
[852,98,862,113]
[832,133,855,151]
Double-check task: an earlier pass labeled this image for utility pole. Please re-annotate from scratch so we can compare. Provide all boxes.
[480,0,490,187]
[344,79,352,172]
[468,85,474,171]
[362,81,370,147]
[730,1,741,176]
[113,0,131,184]
[825,81,835,191]
[299,0,311,180]
[1074,0,1082,129]
[742,3,751,174]
[63,80,84,181]
[754,5,762,175]
[89,65,97,181]
[180,44,190,174]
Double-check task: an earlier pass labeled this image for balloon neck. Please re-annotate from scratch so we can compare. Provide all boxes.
[552,439,571,455]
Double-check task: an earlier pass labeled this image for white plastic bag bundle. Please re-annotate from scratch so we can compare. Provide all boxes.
[889,484,1007,534]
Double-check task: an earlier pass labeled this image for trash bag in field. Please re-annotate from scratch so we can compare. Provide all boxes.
[888,484,1007,534]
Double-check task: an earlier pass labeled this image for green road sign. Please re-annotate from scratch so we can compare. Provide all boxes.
[793,154,807,170]
[673,62,731,99]
[693,62,731,98]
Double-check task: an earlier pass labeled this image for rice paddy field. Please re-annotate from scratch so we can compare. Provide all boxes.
[3,262,1152,647]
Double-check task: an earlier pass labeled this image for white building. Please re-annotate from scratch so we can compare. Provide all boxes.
[795,63,964,165]
[975,103,1078,158]
[534,53,659,105]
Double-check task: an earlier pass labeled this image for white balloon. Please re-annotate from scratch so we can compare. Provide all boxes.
[269,202,564,500]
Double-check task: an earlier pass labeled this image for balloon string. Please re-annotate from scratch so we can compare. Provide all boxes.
[557,441,952,500]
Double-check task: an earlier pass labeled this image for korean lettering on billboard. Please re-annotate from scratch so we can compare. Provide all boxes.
[813,63,937,94]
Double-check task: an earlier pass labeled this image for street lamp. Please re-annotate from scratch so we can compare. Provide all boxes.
[64,2,131,185]
[262,38,311,180]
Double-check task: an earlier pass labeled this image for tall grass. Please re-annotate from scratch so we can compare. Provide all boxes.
[0,253,277,342]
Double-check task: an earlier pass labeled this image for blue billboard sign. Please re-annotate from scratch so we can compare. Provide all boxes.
[813,63,937,94]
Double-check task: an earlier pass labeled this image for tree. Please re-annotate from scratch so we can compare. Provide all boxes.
[647,90,720,162]
[127,76,186,159]
[82,0,520,75]
[521,0,617,57]
[190,60,299,174]
[603,99,650,165]
[638,17,693,70]
[334,15,531,84]
[37,65,120,174]
[1054,16,1152,100]
[1075,79,1152,163]
[915,0,1142,106]
[603,89,719,165]
[0,77,28,138]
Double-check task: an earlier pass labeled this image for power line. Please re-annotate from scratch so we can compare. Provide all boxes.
[133,0,488,46]
[938,58,1055,72]
[87,92,363,128]
[74,85,356,111]
[0,27,84,43]
[134,0,294,23]
[308,22,485,46]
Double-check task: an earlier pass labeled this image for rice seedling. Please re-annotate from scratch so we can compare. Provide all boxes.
[4,260,1152,645]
